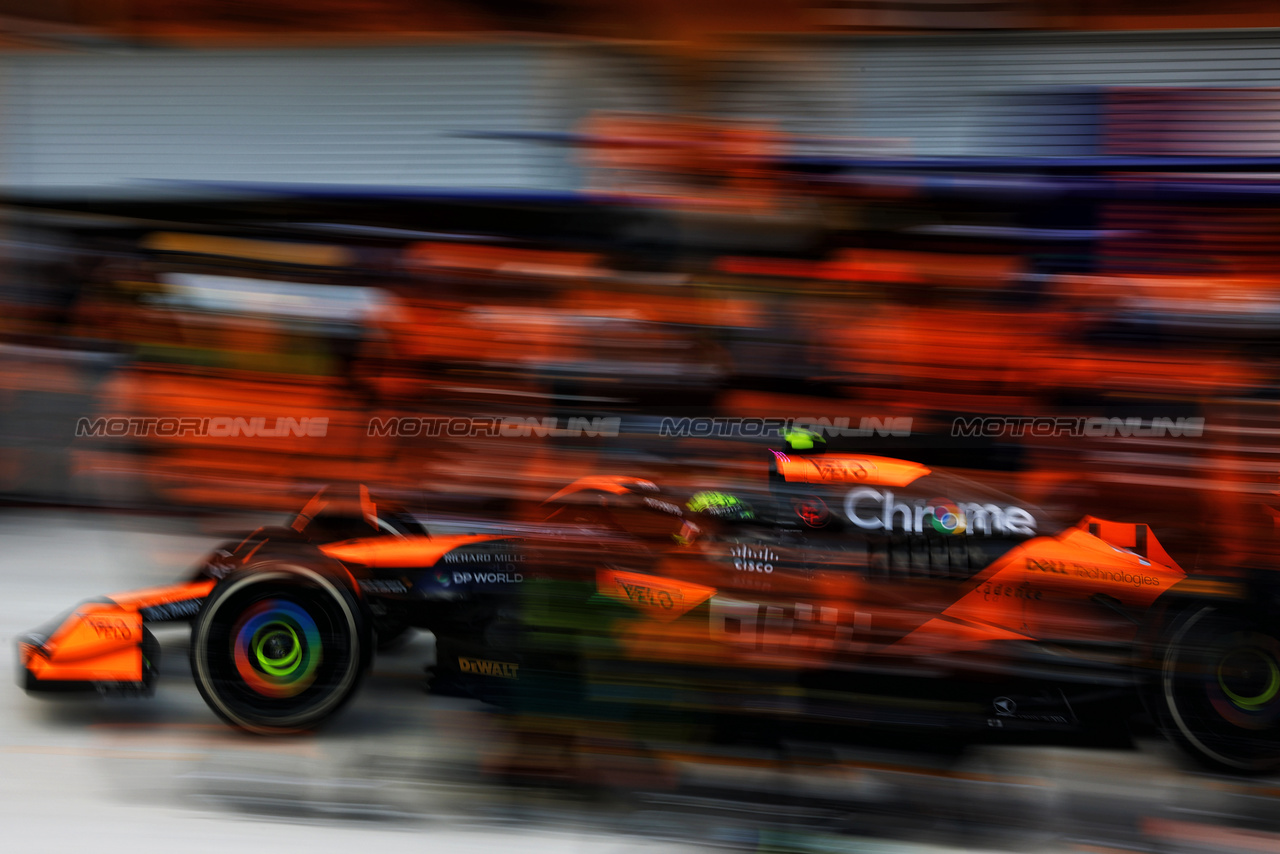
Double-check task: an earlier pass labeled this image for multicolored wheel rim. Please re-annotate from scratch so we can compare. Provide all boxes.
[1208,631,1280,730]
[232,599,322,698]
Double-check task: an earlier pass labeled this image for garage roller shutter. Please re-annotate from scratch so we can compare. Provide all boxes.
[0,46,576,194]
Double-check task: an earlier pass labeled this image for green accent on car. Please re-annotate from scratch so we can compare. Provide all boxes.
[1217,648,1280,711]
[686,491,754,519]
[783,428,826,451]
[253,623,303,677]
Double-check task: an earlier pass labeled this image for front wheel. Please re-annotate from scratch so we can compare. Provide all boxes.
[190,563,371,734]
[1157,605,1280,772]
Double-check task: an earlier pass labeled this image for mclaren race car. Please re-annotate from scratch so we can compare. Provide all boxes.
[18,450,1280,773]
[17,484,546,733]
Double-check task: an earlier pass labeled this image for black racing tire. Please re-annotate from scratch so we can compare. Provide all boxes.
[190,563,371,734]
[1157,604,1280,773]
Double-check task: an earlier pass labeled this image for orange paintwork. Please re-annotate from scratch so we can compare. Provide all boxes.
[1076,515,1183,572]
[886,616,1035,658]
[24,582,218,684]
[940,527,1185,643]
[22,578,218,685]
[600,507,1188,678]
[24,644,142,683]
[544,476,656,503]
[28,603,144,683]
[597,568,716,622]
[773,454,930,487]
[320,534,508,568]
[106,580,217,612]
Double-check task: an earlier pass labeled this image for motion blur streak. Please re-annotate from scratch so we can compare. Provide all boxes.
[6,2,1280,853]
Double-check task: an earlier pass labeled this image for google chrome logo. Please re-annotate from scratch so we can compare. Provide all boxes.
[929,499,967,535]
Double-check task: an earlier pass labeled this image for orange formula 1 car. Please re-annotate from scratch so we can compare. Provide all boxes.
[17,484,546,732]
[506,447,1280,774]
[18,449,1280,773]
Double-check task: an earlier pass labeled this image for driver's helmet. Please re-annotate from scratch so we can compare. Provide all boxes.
[782,427,827,453]
[686,490,756,522]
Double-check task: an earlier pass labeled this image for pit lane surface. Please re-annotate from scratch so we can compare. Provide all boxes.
[1,508,1277,854]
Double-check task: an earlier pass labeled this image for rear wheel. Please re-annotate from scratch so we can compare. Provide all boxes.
[190,563,370,734]
[1158,605,1280,772]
